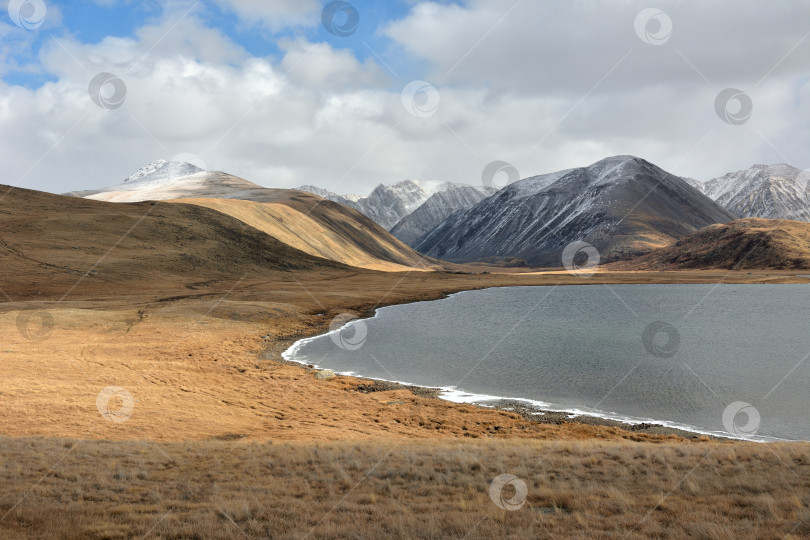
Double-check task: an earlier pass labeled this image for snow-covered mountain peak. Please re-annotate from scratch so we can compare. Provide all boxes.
[691,163,810,221]
[123,160,206,186]
[299,179,448,230]
[509,156,649,199]
[124,160,169,182]
[414,157,735,266]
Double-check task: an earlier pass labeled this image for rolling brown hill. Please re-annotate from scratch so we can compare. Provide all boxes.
[0,185,346,296]
[79,169,439,272]
[169,193,436,272]
[615,218,810,270]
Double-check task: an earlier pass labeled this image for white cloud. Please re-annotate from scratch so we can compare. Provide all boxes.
[211,0,321,31]
[2,0,810,197]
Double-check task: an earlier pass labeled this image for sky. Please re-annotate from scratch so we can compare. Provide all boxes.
[1,0,809,195]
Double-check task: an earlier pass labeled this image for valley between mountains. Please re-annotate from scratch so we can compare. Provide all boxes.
[3,155,810,538]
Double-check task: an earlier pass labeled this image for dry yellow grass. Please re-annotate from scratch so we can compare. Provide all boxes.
[615,218,810,270]
[170,197,431,272]
[1,438,809,539]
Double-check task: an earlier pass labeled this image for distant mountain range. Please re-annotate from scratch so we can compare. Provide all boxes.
[413,156,736,266]
[687,164,810,221]
[65,156,810,271]
[391,184,495,245]
[298,180,492,232]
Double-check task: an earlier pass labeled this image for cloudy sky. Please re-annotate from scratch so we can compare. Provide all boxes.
[2,0,809,195]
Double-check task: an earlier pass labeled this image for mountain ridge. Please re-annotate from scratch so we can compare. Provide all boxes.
[390,183,495,245]
[413,156,737,266]
[689,164,810,221]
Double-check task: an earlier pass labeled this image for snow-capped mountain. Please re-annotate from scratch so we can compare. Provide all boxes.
[124,159,170,182]
[689,164,810,221]
[390,183,495,245]
[69,160,261,202]
[64,159,212,199]
[299,180,446,230]
[123,160,205,185]
[66,160,437,272]
[413,156,737,266]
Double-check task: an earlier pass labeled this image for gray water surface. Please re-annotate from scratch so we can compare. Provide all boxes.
[286,284,810,441]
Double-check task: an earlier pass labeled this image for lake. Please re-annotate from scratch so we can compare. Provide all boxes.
[284,284,810,441]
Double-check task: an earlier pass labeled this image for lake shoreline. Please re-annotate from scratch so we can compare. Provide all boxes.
[277,279,810,444]
[273,282,753,443]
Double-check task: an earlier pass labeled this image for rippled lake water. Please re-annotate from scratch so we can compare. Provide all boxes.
[286,284,810,441]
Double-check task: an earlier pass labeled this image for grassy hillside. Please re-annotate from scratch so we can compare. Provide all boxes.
[616,218,810,270]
